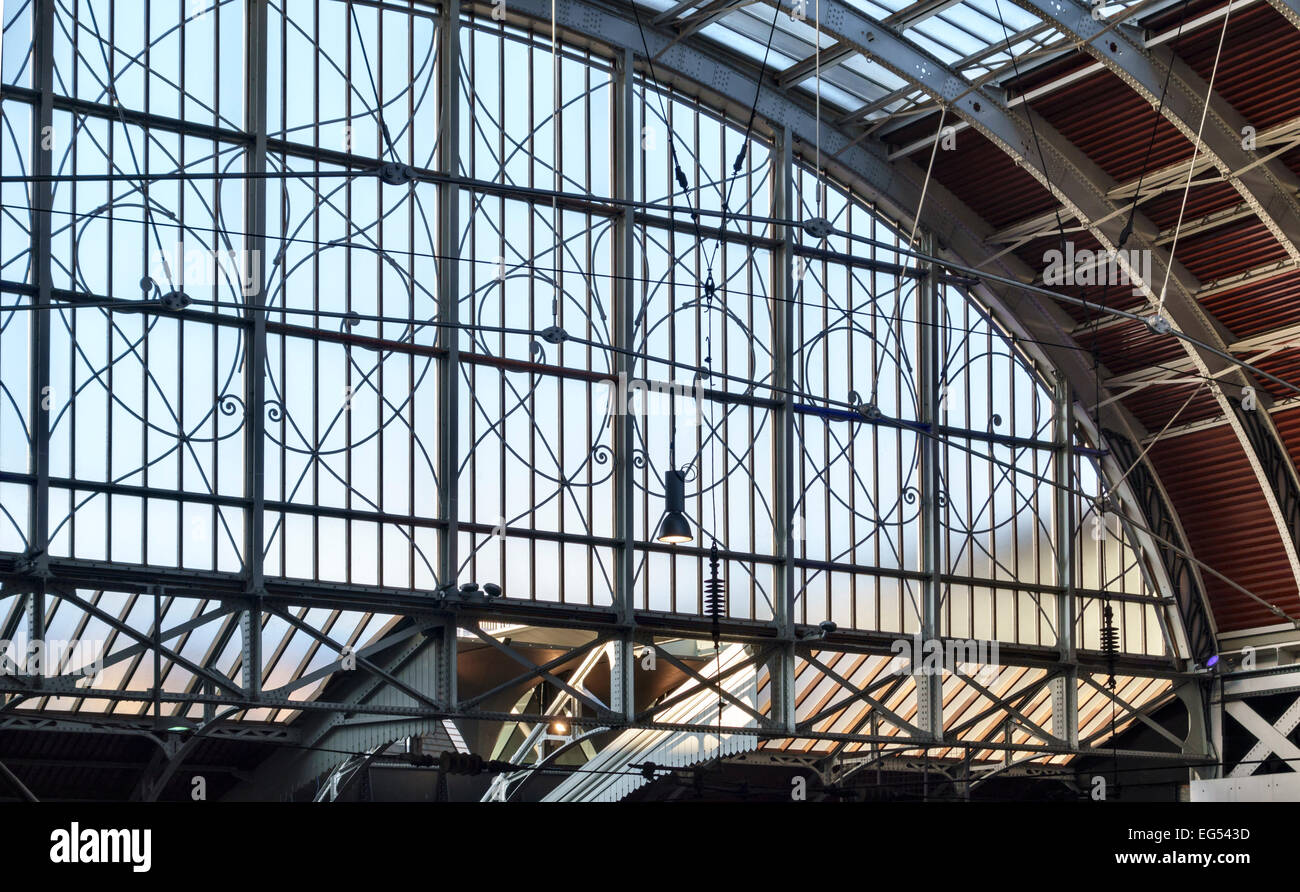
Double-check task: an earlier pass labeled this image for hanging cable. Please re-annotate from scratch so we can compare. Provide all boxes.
[1080,0,1194,517]
[815,0,823,219]
[905,107,947,250]
[1157,3,1234,315]
[551,0,562,327]
[711,0,783,275]
[1120,0,1193,251]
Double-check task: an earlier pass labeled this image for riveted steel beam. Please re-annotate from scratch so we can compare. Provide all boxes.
[731,0,1300,601]
[423,0,1209,669]
[1264,0,1300,28]
[1011,0,1300,608]
[1012,0,1300,266]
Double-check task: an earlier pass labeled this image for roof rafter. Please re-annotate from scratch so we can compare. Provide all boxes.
[732,0,1300,597]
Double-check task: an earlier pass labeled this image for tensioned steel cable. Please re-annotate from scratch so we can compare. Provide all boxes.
[987,1,1140,527]
[877,107,949,412]
[552,0,562,328]
[629,0,709,283]
[4,277,1295,622]
[712,0,782,271]
[5,234,1300,406]
[986,0,1148,544]
[1121,0,1194,250]
[1156,2,1234,316]
[1083,0,1195,501]
[3,156,1292,362]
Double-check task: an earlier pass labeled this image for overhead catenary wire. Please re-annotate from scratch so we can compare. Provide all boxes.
[14,151,1297,401]
[5,13,1294,629]
[3,284,1295,623]
[7,194,1299,411]
[0,274,1257,417]
[0,283,1254,417]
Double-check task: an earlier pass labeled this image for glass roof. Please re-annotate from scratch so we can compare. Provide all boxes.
[633,0,1170,127]
[0,0,1187,745]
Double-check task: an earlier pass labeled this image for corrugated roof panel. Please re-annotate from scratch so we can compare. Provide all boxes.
[1122,381,1222,431]
[1029,70,1194,183]
[1091,318,1191,376]
[1141,181,1243,233]
[1149,424,1300,632]
[1173,218,1290,283]
[928,129,1059,228]
[1202,271,1300,339]
[1172,3,1300,128]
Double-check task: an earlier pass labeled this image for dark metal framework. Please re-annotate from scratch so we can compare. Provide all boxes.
[0,0,1212,797]
[1105,427,1215,663]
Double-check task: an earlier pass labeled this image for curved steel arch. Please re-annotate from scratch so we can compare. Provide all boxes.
[1013,0,1300,267]
[545,1,1127,414]
[1013,0,1300,634]
[1265,0,1300,29]
[0,0,1219,799]
[521,0,1212,655]
[735,0,1300,599]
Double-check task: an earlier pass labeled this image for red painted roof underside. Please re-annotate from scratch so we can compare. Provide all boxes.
[883,2,1300,637]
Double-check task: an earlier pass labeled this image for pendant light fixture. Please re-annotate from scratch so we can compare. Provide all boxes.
[656,468,692,544]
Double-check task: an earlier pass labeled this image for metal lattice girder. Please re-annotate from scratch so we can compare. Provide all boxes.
[49,588,245,699]
[583,0,1209,636]
[222,623,455,800]
[992,115,1300,246]
[1226,691,1300,776]
[0,710,299,742]
[954,666,1066,746]
[483,640,613,801]
[1012,0,1300,266]
[1265,0,1300,29]
[738,0,1300,596]
[795,650,930,737]
[558,0,1167,669]
[459,628,614,717]
[1079,675,1185,750]
[646,642,772,726]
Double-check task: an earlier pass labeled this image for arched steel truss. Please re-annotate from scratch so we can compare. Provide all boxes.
[0,0,1234,798]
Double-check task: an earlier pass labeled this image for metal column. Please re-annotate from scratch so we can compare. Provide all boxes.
[916,233,943,739]
[609,47,637,722]
[434,0,462,708]
[1052,374,1079,747]
[240,0,270,697]
[27,0,56,661]
[770,126,797,734]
